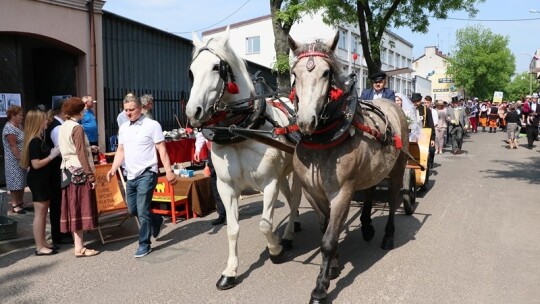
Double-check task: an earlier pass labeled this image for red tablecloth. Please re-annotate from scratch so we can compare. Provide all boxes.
[159,138,208,166]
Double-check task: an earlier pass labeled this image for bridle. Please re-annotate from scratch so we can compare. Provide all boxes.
[290,47,344,122]
[188,40,240,124]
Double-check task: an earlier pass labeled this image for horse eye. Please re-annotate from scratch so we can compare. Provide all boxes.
[212,64,219,72]
[322,70,330,78]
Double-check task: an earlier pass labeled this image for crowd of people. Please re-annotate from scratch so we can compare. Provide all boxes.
[2,97,102,256]
[361,71,540,154]
[3,92,224,259]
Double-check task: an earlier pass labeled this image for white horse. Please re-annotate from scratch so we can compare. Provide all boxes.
[186,28,302,290]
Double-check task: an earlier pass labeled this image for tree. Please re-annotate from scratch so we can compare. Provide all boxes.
[446,25,515,99]
[270,0,303,90]
[505,72,534,101]
[297,0,483,77]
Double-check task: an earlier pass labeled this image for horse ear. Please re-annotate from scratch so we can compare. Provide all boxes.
[223,25,230,42]
[326,31,339,51]
[288,35,299,53]
[192,32,202,48]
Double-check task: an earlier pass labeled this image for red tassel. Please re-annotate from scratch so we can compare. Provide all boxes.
[289,87,296,101]
[393,134,403,149]
[227,82,239,94]
[330,87,343,101]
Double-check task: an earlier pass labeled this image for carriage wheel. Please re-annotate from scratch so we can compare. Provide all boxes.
[402,168,417,215]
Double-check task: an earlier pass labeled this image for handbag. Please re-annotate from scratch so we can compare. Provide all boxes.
[61,167,87,187]
[70,167,87,185]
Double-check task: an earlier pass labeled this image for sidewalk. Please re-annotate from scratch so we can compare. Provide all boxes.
[0,187,140,254]
[0,188,38,253]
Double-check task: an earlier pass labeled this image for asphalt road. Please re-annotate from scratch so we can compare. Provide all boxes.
[1,131,539,304]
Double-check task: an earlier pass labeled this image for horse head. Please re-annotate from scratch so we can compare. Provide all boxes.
[289,32,342,134]
[187,26,254,127]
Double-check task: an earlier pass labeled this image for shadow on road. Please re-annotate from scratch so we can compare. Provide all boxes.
[480,156,540,184]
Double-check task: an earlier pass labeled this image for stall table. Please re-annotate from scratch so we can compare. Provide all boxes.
[173,174,215,217]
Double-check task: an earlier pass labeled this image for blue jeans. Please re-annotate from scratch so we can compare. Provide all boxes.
[125,170,159,250]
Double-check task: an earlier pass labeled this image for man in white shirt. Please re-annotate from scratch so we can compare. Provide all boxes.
[107,93,176,258]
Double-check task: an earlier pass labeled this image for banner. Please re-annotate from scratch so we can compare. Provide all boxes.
[94,164,127,214]
[493,91,503,104]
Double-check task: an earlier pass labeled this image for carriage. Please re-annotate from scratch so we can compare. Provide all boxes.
[399,127,431,214]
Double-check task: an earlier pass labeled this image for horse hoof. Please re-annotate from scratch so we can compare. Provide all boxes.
[281,238,293,250]
[294,221,302,232]
[328,266,340,280]
[269,248,286,264]
[309,296,328,304]
[362,225,375,241]
[216,275,236,290]
[380,237,394,250]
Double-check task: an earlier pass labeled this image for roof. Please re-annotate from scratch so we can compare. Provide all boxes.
[202,15,272,36]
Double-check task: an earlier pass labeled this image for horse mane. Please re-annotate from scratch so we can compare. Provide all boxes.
[192,36,252,89]
[291,39,344,88]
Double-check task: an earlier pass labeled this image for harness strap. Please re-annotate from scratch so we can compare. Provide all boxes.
[273,124,299,135]
[352,121,403,150]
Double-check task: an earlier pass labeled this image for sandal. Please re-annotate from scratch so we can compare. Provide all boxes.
[74,247,100,258]
[11,203,26,214]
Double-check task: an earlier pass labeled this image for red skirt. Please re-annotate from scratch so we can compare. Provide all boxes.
[60,180,98,233]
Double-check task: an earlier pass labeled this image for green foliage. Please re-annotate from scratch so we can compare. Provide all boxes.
[272,53,291,75]
[299,0,484,75]
[446,25,516,99]
[505,72,535,100]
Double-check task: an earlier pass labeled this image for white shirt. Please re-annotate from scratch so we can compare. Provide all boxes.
[194,131,207,153]
[50,115,65,147]
[430,108,438,126]
[118,116,165,180]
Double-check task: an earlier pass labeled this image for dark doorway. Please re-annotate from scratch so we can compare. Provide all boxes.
[0,33,78,186]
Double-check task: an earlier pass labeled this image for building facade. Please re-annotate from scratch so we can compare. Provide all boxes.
[412,46,459,102]
[202,11,414,96]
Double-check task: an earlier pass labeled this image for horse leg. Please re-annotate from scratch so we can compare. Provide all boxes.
[259,181,284,263]
[216,186,241,290]
[381,161,406,250]
[310,192,351,304]
[360,186,376,242]
[280,173,302,250]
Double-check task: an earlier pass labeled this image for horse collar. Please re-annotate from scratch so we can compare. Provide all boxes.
[300,92,357,149]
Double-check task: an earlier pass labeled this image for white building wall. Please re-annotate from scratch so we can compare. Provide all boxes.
[203,11,414,94]
[412,46,455,101]
[217,17,276,68]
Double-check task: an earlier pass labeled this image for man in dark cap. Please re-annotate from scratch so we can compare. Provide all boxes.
[45,99,73,245]
[360,71,395,101]
[446,97,468,154]
[412,93,435,168]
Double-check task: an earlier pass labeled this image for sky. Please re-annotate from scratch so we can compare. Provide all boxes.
[103,0,540,73]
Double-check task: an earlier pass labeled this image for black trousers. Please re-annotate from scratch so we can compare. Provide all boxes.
[49,157,70,242]
[526,125,538,147]
[207,153,225,217]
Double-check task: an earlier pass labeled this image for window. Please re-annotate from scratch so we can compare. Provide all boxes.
[246,36,260,54]
[351,35,360,53]
[338,30,347,50]
[381,47,387,64]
